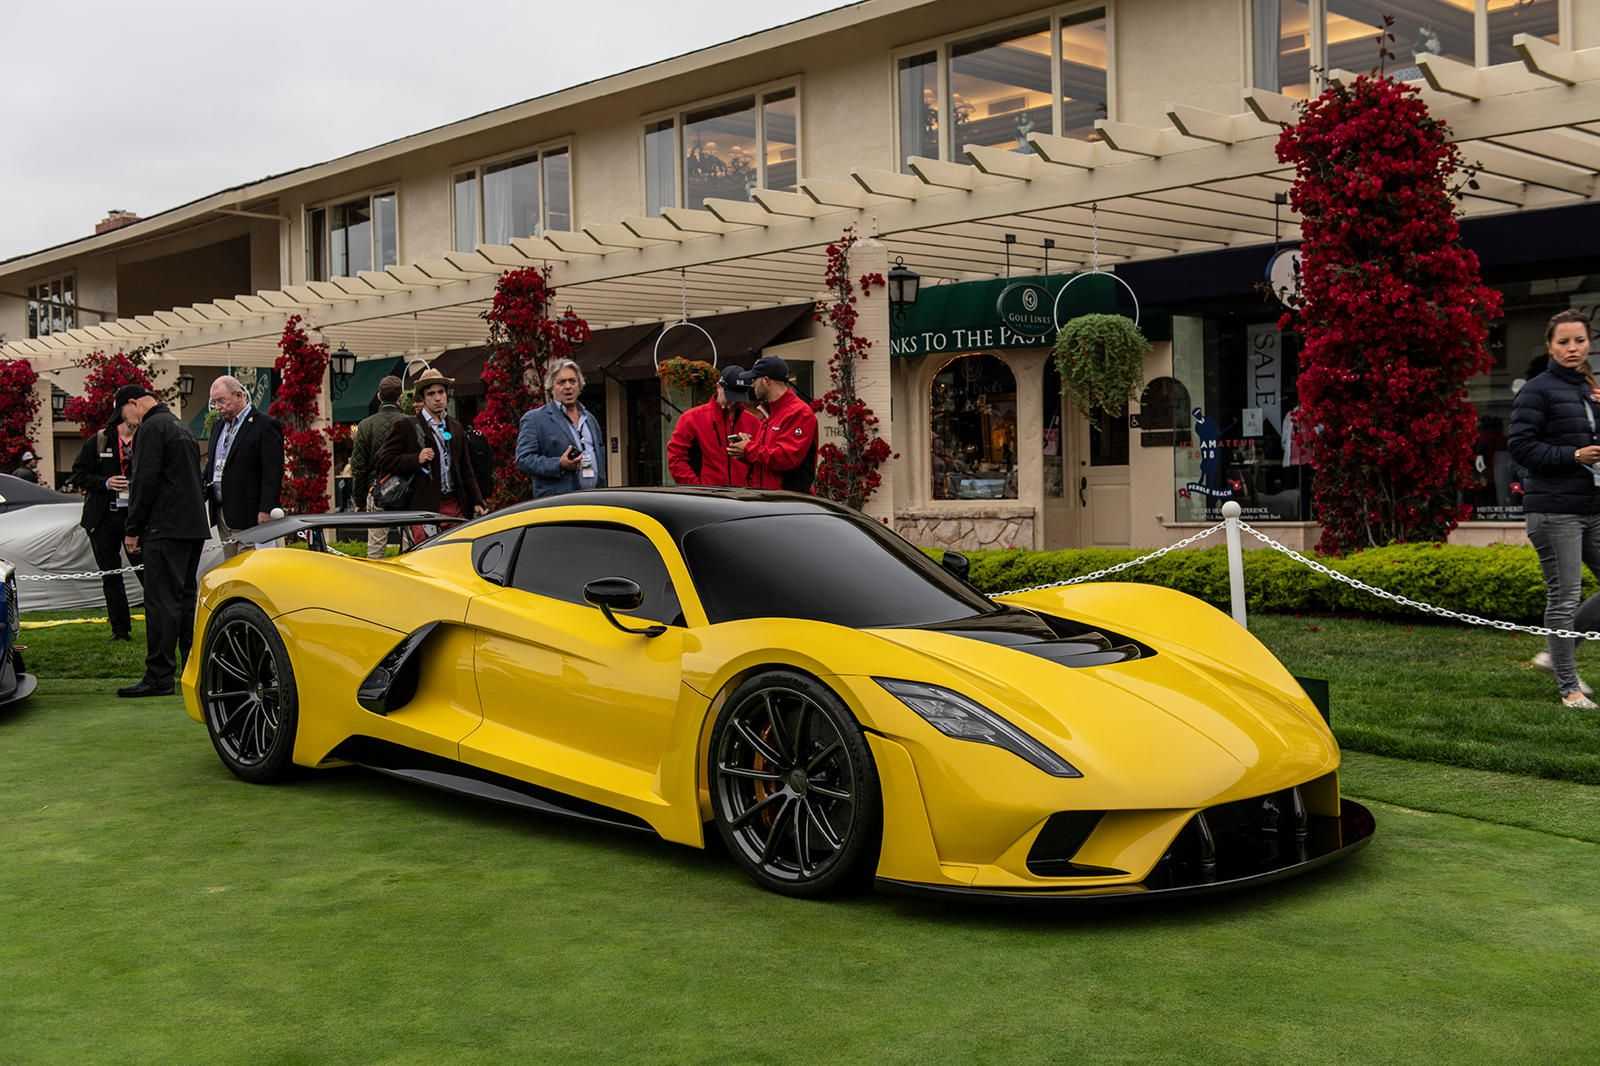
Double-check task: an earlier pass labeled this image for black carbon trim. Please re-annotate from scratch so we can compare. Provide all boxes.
[1025,811,1127,877]
[356,624,439,715]
[324,736,654,833]
[916,606,1155,668]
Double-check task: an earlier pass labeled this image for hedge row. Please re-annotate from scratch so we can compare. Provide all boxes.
[950,542,1591,625]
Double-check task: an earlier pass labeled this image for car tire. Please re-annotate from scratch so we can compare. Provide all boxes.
[199,601,299,784]
[709,669,882,898]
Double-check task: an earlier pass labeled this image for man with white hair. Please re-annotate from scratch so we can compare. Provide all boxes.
[202,373,283,538]
[514,358,606,498]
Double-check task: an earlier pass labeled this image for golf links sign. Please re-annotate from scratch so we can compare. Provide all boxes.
[889,273,1120,357]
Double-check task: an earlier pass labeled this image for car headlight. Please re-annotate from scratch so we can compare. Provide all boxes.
[874,678,1081,778]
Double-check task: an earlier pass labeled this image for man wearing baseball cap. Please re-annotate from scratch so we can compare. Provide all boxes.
[114,383,210,698]
[10,449,40,483]
[728,354,818,493]
[666,363,762,487]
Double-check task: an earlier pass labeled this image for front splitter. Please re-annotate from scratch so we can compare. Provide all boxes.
[878,799,1376,904]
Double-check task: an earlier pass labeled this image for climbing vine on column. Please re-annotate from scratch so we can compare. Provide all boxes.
[1277,72,1500,553]
[814,226,893,510]
[477,266,592,509]
[270,315,332,514]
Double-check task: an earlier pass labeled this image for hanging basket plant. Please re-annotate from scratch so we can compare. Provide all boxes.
[656,356,719,394]
[1053,313,1150,420]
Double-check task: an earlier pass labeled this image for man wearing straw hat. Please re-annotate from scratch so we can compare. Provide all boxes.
[376,367,486,545]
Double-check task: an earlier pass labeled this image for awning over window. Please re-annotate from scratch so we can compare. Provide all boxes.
[332,357,403,423]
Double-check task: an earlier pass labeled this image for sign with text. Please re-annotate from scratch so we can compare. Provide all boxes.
[891,272,1127,358]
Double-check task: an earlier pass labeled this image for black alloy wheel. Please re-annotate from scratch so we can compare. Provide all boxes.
[710,670,881,897]
[200,601,299,783]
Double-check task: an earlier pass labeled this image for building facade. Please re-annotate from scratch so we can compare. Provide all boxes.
[4,0,1597,551]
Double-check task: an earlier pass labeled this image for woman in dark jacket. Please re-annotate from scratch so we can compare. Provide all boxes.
[1508,309,1600,709]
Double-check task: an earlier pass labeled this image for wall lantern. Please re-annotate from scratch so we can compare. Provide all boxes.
[176,373,195,398]
[331,344,357,381]
[887,256,921,315]
[51,390,67,417]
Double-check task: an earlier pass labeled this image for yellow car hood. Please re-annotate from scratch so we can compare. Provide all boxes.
[865,622,1337,805]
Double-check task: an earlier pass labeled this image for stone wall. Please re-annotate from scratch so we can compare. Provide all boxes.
[894,507,1035,551]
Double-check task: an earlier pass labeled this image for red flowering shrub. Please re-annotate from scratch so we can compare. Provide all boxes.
[1277,73,1501,554]
[268,316,331,514]
[63,341,168,437]
[812,227,893,510]
[0,359,41,470]
[476,266,591,509]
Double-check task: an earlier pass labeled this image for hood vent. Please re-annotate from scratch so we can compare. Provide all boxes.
[917,607,1153,668]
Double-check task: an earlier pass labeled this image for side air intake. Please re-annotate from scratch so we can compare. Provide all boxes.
[356,623,439,714]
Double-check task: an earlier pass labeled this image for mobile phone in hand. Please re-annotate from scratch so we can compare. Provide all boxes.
[727,434,742,445]
[566,445,580,460]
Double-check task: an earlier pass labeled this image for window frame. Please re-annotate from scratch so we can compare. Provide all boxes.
[303,184,401,282]
[639,78,804,214]
[449,138,576,251]
[1245,0,1571,96]
[891,2,1115,170]
[24,272,77,339]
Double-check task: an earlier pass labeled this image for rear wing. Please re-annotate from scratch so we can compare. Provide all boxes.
[230,512,469,552]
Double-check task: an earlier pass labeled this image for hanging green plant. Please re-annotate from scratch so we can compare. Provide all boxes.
[1053,313,1150,420]
[656,356,719,394]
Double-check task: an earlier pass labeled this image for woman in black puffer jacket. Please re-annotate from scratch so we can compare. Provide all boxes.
[1508,309,1600,709]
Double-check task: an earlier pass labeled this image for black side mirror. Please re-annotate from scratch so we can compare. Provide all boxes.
[584,577,666,637]
[941,550,971,583]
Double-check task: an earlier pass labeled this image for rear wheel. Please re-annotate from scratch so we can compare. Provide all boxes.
[709,670,881,897]
[200,602,299,783]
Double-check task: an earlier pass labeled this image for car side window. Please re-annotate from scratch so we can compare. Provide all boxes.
[510,522,684,626]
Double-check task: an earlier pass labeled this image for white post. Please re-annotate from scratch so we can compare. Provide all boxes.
[1221,500,1247,628]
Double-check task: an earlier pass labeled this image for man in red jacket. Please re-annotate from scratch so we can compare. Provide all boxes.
[729,355,818,492]
[667,365,762,487]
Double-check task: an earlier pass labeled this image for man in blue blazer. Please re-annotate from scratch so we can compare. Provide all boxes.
[515,358,606,498]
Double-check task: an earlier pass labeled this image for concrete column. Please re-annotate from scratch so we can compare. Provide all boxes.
[28,372,53,488]
[320,366,335,510]
[839,236,895,526]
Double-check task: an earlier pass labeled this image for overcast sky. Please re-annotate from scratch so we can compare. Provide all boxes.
[0,0,845,260]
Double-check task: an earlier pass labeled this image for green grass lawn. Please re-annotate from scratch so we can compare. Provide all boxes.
[1251,615,1600,785]
[2,681,1597,1064]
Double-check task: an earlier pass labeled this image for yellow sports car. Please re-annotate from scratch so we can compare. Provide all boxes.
[182,489,1373,900]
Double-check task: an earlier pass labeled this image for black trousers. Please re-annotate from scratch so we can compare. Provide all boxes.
[140,538,202,687]
[86,510,143,637]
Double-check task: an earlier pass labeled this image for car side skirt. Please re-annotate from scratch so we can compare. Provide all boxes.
[876,799,1375,903]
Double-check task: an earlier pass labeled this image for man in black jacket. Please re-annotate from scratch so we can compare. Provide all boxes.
[70,414,144,641]
[202,374,283,538]
[117,384,210,698]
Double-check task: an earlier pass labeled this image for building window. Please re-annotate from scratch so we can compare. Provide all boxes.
[1254,1,1563,93]
[1170,316,1308,523]
[898,9,1108,172]
[307,191,398,281]
[26,275,76,338]
[452,146,573,252]
[931,354,1018,500]
[644,85,800,214]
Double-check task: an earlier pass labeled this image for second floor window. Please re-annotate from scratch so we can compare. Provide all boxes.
[897,8,1108,172]
[1253,0,1561,98]
[26,274,76,338]
[644,86,799,214]
[307,191,397,281]
[453,146,572,251]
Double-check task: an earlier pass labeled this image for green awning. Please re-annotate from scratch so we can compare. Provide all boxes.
[333,358,403,423]
[890,272,1130,358]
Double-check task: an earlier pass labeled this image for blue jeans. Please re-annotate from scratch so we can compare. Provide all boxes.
[1526,512,1600,695]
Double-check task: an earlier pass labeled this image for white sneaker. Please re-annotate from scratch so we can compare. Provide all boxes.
[1562,690,1598,710]
[1532,650,1594,695]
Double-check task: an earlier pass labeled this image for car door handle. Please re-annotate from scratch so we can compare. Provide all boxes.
[1079,476,1088,507]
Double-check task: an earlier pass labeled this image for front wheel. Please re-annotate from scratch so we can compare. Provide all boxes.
[709,670,881,898]
[199,601,299,783]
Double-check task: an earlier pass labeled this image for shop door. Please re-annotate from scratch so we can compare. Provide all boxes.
[1071,405,1132,547]
[625,377,664,486]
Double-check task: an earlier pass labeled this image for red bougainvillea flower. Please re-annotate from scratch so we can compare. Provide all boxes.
[0,358,41,470]
[270,316,333,514]
[1276,72,1500,554]
[813,226,893,511]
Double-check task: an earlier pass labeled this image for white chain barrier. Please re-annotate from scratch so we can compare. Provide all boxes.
[995,512,1600,642]
[17,565,144,582]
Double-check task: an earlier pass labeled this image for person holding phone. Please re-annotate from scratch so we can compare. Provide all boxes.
[515,359,607,499]
[666,364,761,487]
[377,368,486,544]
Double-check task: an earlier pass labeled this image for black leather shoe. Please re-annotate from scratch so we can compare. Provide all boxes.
[111,632,131,642]
[117,681,174,698]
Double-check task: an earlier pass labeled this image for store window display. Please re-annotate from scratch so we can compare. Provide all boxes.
[932,354,1017,500]
[1171,315,1309,522]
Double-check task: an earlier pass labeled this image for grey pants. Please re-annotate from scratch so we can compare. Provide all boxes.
[365,490,389,559]
[1526,512,1600,694]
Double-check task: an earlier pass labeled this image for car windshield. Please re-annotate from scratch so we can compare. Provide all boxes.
[682,513,996,627]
